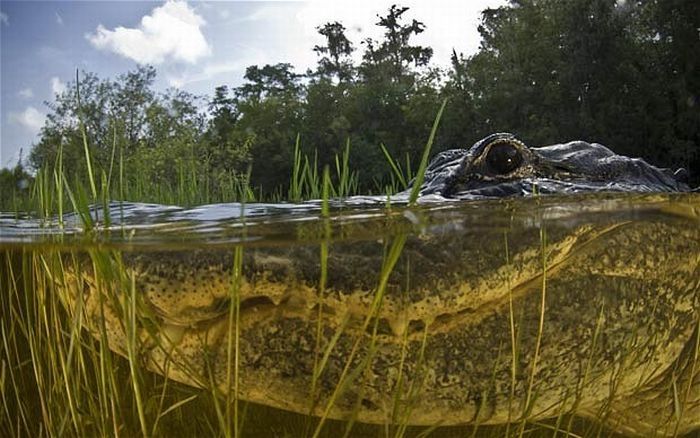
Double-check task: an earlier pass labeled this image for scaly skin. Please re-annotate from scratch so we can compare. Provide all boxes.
[62,135,698,435]
[65,208,700,436]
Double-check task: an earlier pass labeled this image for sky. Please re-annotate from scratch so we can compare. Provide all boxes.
[0,0,507,169]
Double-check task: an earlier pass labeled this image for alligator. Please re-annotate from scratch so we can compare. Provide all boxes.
[418,132,690,197]
[62,134,699,436]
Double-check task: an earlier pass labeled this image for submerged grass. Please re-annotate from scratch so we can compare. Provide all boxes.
[4,226,690,437]
[1,238,650,437]
[0,99,447,437]
[3,91,698,438]
[310,99,446,438]
[516,224,549,437]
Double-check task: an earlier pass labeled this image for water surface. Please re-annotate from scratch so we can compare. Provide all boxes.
[2,192,698,249]
[1,193,699,437]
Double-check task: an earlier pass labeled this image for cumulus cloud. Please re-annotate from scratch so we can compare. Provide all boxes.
[18,88,34,99]
[9,107,46,133]
[51,77,66,95]
[0,11,8,26]
[86,0,211,64]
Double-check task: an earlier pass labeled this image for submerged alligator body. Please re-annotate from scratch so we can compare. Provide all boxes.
[63,135,699,436]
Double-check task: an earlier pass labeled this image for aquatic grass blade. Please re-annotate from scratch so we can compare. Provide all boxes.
[408,99,447,205]
[75,70,97,201]
[380,143,407,191]
[312,233,408,438]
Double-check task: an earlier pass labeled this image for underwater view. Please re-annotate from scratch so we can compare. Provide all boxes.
[2,193,699,437]
[2,0,699,436]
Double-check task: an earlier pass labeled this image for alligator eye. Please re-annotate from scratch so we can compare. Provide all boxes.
[485,142,523,175]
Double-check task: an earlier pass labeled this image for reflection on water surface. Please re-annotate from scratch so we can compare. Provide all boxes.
[1,193,699,437]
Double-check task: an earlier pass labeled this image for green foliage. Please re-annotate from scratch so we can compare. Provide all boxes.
[0,156,33,212]
[442,0,699,181]
[234,63,304,191]
[11,0,699,212]
[360,5,433,83]
[313,22,355,82]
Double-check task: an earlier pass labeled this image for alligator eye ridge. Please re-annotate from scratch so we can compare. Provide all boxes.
[485,141,523,175]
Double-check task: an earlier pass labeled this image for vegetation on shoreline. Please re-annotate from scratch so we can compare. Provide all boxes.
[1,0,698,211]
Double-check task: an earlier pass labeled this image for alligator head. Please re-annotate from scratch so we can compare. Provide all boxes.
[419,133,690,198]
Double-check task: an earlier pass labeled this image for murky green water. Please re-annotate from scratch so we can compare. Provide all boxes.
[1,193,699,437]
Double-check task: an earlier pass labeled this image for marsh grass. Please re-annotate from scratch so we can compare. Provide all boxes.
[1,96,447,438]
[380,143,414,194]
[1,245,637,437]
[2,92,693,438]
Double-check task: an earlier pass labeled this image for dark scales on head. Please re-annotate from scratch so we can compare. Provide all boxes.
[416,133,691,199]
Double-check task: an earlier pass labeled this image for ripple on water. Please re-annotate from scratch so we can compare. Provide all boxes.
[0,193,697,251]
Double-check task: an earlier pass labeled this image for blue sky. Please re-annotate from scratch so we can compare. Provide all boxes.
[1,0,506,169]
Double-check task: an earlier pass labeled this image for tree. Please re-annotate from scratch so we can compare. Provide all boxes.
[130,89,204,185]
[0,151,32,210]
[360,5,433,84]
[303,22,356,173]
[21,0,699,198]
[632,0,700,178]
[112,65,157,153]
[313,21,355,82]
[235,63,302,102]
[201,85,251,194]
[29,71,115,180]
[346,5,438,186]
[234,63,304,191]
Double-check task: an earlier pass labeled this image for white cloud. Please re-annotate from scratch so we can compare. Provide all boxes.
[51,77,66,95]
[9,107,46,133]
[86,0,211,64]
[0,11,8,26]
[18,88,34,99]
[55,12,64,26]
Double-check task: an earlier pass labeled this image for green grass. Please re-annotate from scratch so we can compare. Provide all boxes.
[0,98,446,437]
[0,99,449,437]
[1,221,645,438]
[2,93,698,438]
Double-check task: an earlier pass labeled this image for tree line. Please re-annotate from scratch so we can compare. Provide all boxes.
[3,0,698,207]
